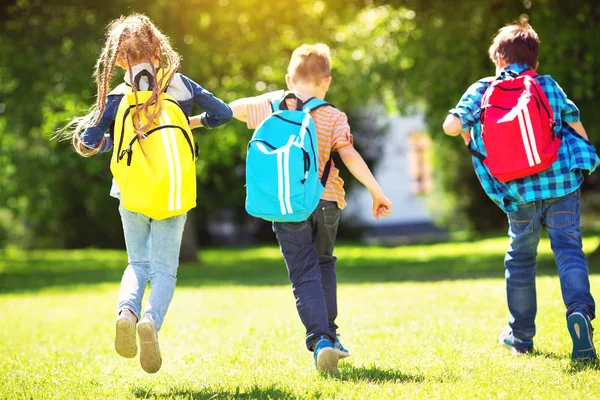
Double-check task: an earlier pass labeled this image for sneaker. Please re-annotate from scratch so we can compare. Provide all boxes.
[313,336,339,373]
[567,310,597,362]
[138,315,162,373]
[114,308,137,358]
[334,334,351,359]
[499,326,533,355]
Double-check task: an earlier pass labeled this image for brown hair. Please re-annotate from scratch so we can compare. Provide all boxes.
[488,17,539,69]
[287,43,331,85]
[58,13,181,156]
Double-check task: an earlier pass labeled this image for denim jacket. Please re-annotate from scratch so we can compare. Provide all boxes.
[80,63,233,152]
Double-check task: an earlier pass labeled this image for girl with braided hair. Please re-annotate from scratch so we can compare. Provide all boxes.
[59,13,232,373]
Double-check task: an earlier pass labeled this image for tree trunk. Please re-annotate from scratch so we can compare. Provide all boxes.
[168,2,199,264]
[180,209,199,263]
[590,243,600,260]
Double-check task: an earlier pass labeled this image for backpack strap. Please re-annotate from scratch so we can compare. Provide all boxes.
[304,96,334,185]
[273,91,304,111]
[478,76,497,84]
[130,68,174,92]
[321,157,333,187]
[479,68,539,85]
[302,97,334,112]
[499,68,539,79]
[133,69,156,90]
[519,69,539,78]
[271,92,335,112]
[468,141,486,162]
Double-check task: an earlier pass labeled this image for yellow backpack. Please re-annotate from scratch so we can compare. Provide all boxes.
[109,76,198,220]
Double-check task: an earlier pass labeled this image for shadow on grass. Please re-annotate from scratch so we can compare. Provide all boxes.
[565,359,600,374]
[530,350,600,371]
[338,364,428,383]
[531,349,564,361]
[0,240,595,293]
[131,384,299,400]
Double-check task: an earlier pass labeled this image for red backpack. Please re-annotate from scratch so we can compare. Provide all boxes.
[477,70,559,182]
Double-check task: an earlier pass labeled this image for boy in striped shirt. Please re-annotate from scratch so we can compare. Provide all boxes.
[443,19,599,361]
[230,43,392,373]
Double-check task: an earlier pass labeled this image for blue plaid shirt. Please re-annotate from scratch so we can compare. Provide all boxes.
[450,63,599,212]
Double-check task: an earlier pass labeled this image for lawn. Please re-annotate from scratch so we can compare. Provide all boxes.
[1,235,600,399]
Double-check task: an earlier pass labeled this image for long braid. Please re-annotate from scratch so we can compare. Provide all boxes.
[58,13,182,158]
[97,32,124,122]
[71,28,124,156]
[91,30,123,128]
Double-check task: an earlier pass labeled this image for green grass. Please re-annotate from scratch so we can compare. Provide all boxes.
[1,235,600,399]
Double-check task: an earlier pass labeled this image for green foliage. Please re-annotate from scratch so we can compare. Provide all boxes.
[1,237,600,398]
[381,0,600,230]
[1,0,599,246]
[0,0,376,247]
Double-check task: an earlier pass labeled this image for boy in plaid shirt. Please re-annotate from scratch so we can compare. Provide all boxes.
[443,19,599,361]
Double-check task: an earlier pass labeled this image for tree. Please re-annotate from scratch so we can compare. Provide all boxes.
[3,0,596,249]
[365,0,600,231]
[0,0,375,248]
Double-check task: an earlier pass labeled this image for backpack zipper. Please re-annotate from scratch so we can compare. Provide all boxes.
[116,98,187,163]
[115,105,135,163]
[119,124,195,166]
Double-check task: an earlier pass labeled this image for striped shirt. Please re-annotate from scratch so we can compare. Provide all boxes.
[246,91,353,209]
[450,63,599,212]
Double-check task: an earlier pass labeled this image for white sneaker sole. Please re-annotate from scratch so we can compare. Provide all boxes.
[138,321,162,374]
[115,317,137,358]
[316,347,339,373]
[500,340,527,356]
[335,348,351,359]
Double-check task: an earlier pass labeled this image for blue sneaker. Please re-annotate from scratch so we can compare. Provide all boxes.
[567,310,597,362]
[334,334,351,359]
[499,326,533,355]
[313,336,339,373]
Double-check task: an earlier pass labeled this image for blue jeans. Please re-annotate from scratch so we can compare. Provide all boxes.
[117,203,187,331]
[505,190,595,340]
[273,200,341,350]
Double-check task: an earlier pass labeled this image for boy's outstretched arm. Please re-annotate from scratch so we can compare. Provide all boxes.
[337,143,392,220]
[229,99,249,122]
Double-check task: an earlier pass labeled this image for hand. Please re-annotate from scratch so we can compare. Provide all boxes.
[460,130,471,145]
[371,191,392,220]
[189,115,203,129]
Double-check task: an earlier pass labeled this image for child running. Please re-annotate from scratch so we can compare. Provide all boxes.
[224,43,392,373]
[59,14,232,373]
[443,18,599,361]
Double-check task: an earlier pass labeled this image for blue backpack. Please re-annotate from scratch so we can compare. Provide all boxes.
[245,92,333,222]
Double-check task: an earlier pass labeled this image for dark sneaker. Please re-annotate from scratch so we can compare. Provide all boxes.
[313,336,339,373]
[138,315,162,373]
[499,326,533,355]
[115,308,137,358]
[334,334,351,359]
[567,310,597,362]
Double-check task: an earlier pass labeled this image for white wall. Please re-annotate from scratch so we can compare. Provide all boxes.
[345,113,433,226]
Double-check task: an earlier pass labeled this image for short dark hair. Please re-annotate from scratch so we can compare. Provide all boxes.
[489,17,539,68]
